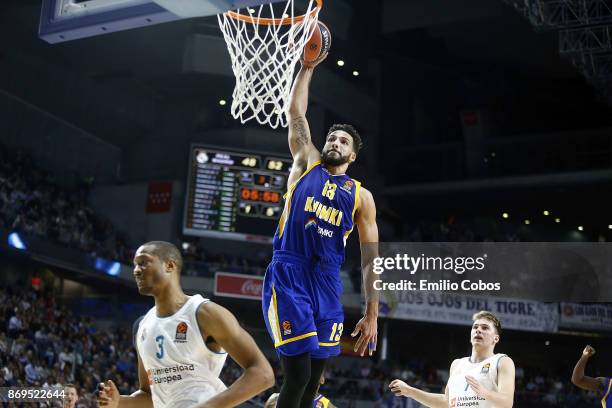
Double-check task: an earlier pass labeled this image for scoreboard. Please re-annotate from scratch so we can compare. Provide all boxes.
[183,145,292,242]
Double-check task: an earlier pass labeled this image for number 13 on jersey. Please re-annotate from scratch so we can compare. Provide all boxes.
[329,322,343,342]
[322,181,337,200]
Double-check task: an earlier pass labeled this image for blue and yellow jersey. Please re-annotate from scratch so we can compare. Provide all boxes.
[313,394,331,408]
[274,161,361,266]
[602,377,612,408]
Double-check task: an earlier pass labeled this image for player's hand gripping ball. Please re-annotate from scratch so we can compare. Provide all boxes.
[302,21,331,68]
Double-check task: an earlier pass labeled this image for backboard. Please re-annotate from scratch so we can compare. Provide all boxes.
[39,0,281,43]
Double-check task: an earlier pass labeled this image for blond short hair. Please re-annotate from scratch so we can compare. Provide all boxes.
[472,311,502,336]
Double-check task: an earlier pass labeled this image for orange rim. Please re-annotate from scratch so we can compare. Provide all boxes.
[225,0,323,26]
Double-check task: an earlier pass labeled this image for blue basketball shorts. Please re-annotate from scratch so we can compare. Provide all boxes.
[262,250,344,359]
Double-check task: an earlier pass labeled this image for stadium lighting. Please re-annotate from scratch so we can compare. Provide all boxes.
[337,60,345,67]
[95,257,121,276]
[608,225,612,230]
[502,212,509,219]
[543,210,549,216]
[524,219,530,225]
[352,70,359,76]
[8,232,26,250]
[219,99,227,106]
[578,226,584,231]
[555,218,560,223]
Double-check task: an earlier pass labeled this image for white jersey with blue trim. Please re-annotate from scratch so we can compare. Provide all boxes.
[135,294,227,408]
[447,354,506,408]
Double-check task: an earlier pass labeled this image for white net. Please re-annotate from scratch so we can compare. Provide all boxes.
[218,1,321,129]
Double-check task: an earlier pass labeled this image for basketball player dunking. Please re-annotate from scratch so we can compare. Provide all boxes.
[262,54,380,408]
[571,345,612,407]
[96,241,274,408]
[390,311,515,408]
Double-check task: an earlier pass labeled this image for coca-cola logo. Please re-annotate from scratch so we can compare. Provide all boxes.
[216,273,264,300]
[241,280,263,296]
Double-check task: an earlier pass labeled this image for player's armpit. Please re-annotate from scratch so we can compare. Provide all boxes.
[136,351,151,395]
[285,154,308,190]
[196,302,274,408]
[596,377,609,393]
[442,361,458,406]
[355,188,378,243]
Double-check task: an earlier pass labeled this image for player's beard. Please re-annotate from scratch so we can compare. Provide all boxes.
[321,149,350,166]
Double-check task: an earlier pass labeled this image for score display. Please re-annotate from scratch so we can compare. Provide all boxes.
[183,146,292,242]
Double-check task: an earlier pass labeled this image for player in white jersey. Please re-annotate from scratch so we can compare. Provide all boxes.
[389,311,515,408]
[96,241,274,408]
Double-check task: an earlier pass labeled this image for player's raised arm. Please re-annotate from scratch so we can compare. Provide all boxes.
[286,57,326,183]
[195,302,274,408]
[571,345,606,392]
[351,187,379,356]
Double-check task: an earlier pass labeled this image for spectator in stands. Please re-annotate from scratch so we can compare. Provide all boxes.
[0,145,131,262]
[8,310,23,338]
[64,384,79,408]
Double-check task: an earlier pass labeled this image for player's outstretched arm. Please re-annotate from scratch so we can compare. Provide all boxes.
[195,302,275,408]
[286,58,325,186]
[389,379,447,408]
[571,345,606,392]
[389,359,458,408]
[97,352,152,408]
[466,356,515,408]
[351,187,379,356]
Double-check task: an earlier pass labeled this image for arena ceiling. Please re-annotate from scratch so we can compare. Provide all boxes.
[0,0,610,150]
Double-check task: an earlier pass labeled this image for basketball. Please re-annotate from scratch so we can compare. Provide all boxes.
[303,21,331,63]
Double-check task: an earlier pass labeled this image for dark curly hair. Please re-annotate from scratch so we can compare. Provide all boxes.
[327,124,363,155]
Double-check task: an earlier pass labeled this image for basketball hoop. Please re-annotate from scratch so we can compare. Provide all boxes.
[218,0,323,129]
